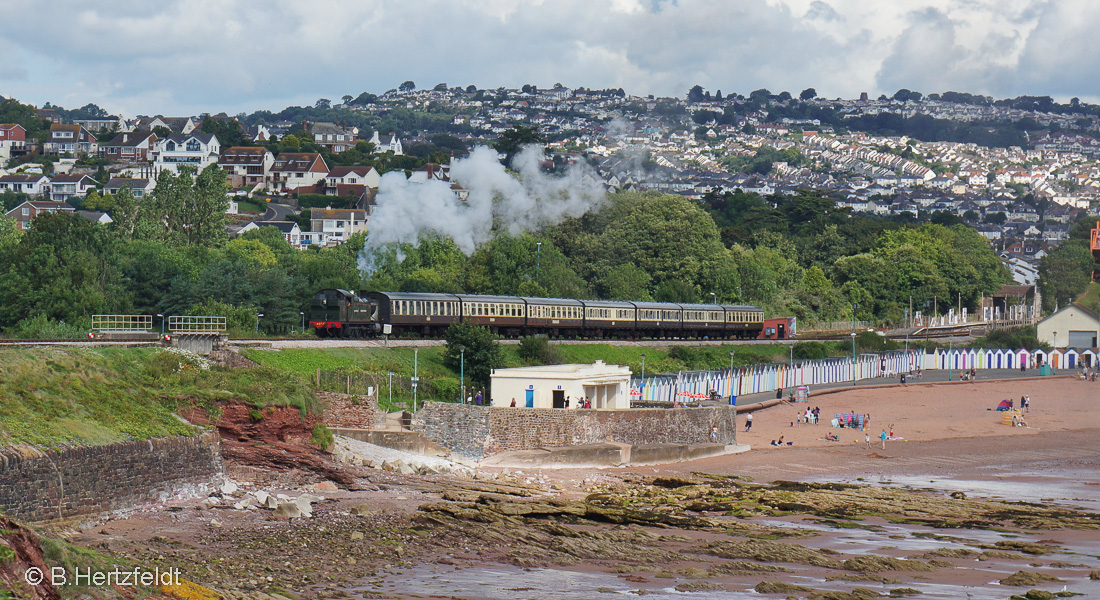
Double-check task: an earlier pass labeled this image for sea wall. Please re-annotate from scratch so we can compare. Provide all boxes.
[0,432,223,523]
[414,402,737,460]
[319,391,385,430]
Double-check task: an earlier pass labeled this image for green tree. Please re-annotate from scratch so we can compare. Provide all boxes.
[443,322,504,395]
[1038,241,1093,311]
[492,125,545,166]
[599,263,653,301]
[200,117,245,147]
[800,88,817,101]
[399,81,416,92]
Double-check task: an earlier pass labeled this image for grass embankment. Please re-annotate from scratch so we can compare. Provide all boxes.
[0,347,318,447]
[241,342,801,408]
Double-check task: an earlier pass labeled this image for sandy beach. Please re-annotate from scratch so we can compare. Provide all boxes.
[46,373,1100,600]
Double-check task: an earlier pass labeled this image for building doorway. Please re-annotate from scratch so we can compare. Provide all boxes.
[552,389,565,408]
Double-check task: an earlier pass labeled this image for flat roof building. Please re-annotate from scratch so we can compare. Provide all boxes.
[490,360,631,410]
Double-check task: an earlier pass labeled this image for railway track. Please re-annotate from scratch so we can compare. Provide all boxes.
[0,329,975,348]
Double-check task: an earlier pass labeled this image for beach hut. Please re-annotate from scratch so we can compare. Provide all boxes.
[1082,349,1098,369]
[994,349,1009,369]
[1033,349,1048,368]
[1063,348,1079,369]
[1017,348,1031,369]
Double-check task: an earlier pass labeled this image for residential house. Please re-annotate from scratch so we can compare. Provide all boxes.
[0,124,28,160]
[268,152,328,192]
[0,174,50,195]
[152,133,221,174]
[43,124,99,156]
[103,178,154,199]
[407,163,449,184]
[309,207,367,244]
[219,146,274,189]
[99,131,158,162]
[323,166,380,193]
[76,210,113,225]
[72,116,122,132]
[133,116,197,134]
[5,200,75,230]
[36,108,61,124]
[247,124,271,143]
[238,220,302,247]
[308,122,356,153]
[369,131,403,155]
[48,174,98,202]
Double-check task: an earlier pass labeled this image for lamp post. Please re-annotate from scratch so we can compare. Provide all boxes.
[639,353,646,401]
[256,313,264,335]
[709,292,717,304]
[459,345,466,403]
[947,341,952,380]
[851,304,859,383]
[412,346,419,412]
[388,371,394,407]
[729,351,735,405]
[789,344,794,397]
[1053,330,1058,350]
[157,314,164,336]
[299,311,305,335]
[536,242,542,284]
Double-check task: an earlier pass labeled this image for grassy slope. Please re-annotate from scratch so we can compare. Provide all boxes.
[1074,281,1100,313]
[0,347,318,447]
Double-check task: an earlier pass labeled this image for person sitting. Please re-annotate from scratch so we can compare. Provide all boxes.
[825,432,840,441]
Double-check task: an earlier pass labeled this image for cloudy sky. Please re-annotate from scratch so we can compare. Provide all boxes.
[0,0,1095,117]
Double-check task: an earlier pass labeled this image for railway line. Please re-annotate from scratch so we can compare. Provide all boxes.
[0,328,975,349]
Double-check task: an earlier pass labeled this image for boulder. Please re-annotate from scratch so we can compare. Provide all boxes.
[350,504,372,516]
[275,501,302,518]
[220,481,239,495]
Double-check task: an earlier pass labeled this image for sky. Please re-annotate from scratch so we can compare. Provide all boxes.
[1,0,1097,117]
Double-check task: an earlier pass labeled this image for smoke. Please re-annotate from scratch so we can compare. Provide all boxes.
[357,145,605,276]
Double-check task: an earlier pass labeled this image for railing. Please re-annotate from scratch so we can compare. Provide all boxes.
[92,314,153,332]
[800,320,870,333]
[168,316,226,333]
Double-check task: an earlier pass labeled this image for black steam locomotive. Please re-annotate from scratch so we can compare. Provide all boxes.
[309,289,765,339]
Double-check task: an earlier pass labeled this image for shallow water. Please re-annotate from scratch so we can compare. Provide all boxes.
[358,470,1100,599]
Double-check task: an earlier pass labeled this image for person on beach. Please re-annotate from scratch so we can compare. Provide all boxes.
[864,432,871,449]
[745,412,753,432]
[710,426,718,443]
[880,429,887,449]
[1024,395,1030,413]
[510,398,516,407]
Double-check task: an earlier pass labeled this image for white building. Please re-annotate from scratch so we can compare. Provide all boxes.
[309,208,367,244]
[153,133,221,174]
[1037,304,1099,349]
[490,360,632,410]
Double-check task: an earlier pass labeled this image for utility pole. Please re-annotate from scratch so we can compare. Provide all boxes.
[412,346,419,412]
[459,345,466,403]
[536,242,542,285]
[639,353,646,400]
[851,303,859,383]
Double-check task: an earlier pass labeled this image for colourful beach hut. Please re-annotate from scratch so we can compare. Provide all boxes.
[1063,348,1079,369]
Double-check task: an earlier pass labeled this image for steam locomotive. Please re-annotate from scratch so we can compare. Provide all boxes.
[309,289,765,339]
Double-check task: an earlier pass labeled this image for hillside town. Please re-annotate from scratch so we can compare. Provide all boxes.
[5,85,1100,287]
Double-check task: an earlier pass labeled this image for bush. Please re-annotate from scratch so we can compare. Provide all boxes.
[311,423,334,451]
[6,314,89,339]
[296,193,359,209]
[972,325,1046,350]
[792,341,829,360]
[517,335,563,365]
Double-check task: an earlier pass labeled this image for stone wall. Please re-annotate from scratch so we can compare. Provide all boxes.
[0,432,223,523]
[319,391,385,429]
[412,403,491,460]
[415,402,737,460]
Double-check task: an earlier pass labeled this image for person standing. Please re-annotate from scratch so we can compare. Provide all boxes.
[475,390,482,405]
[880,429,887,449]
[1023,395,1030,413]
[744,412,753,432]
[864,432,871,449]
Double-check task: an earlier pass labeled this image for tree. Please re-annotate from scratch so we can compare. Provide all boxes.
[399,81,416,92]
[800,88,817,101]
[687,85,705,104]
[466,85,477,93]
[443,322,504,394]
[1038,241,1093,311]
[199,117,245,147]
[341,94,353,105]
[315,98,331,110]
[714,90,723,101]
[492,125,545,166]
[433,83,448,91]
[353,92,377,105]
[777,91,792,102]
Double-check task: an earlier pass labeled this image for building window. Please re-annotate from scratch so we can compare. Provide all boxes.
[186,140,200,152]
[22,207,30,215]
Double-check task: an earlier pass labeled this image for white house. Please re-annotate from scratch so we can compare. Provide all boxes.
[102,178,155,199]
[309,207,366,244]
[153,133,221,174]
[0,174,50,195]
[238,220,302,247]
[268,152,328,192]
[48,174,98,202]
[5,200,75,230]
[489,360,632,410]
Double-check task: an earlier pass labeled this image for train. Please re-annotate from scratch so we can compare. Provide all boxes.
[309,289,765,339]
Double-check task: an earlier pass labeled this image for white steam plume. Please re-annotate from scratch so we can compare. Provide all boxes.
[357,145,605,276]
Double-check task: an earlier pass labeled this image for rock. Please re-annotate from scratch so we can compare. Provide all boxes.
[755,582,811,594]
[307,481,338,492]
[253,491,279,509]
[220,480,239,495]
[200,497,221,507]
[999,571,1063,586]
[208,519,222,528]
[350,504,372,516]
[233,498,256,511]
[294,498,315,518]
[275,501,302,518]
[350,532,364,540]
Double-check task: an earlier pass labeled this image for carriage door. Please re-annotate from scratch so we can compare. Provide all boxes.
[777,323,786,339]
[525,389,534,408]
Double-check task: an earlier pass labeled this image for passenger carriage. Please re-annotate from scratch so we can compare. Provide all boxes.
[632,301,684,338]
[682,302,726,338]
[523,296,584,337]
[581,300,636,338]
[457,294,526,336]
[365,291,460,337]
[724,304,765,339]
